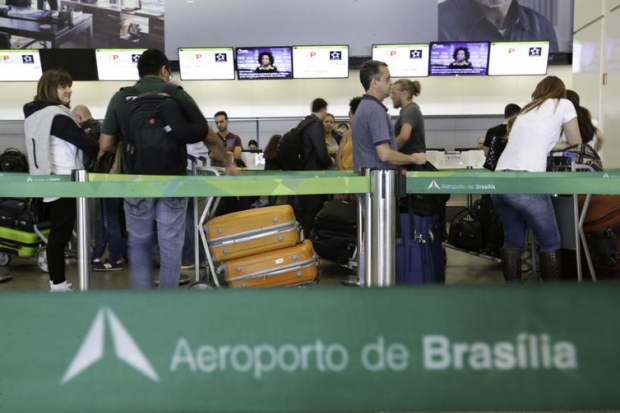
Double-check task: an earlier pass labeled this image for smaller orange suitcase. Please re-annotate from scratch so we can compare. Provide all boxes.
[219,240,319,288]
[205,205,300,262]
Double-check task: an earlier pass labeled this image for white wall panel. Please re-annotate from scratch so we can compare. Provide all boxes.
[572,19,604,121]
[602,6,620,167]
[574,0,604,30]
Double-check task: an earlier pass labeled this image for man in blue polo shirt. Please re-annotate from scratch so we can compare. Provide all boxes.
[352,60,426,286]
[438,0,559,52]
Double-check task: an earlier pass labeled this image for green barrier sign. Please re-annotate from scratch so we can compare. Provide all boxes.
[1,285,620,412]
[1,170,620,198]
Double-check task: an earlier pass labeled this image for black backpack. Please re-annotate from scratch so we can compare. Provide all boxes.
[274,117,315,171]
[0,148,29,172]
[122,84,192,175]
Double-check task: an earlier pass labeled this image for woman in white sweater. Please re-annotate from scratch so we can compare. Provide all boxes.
[492,76,582,283]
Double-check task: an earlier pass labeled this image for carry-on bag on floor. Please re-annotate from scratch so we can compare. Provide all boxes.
[580,195,620,278]
[313,199,357,265]
[205,205,300,262]
[0,226,50,257]
[0,198,50,232]
[218,239,319,288]
[447,208,484,252]
[396,213,445,285]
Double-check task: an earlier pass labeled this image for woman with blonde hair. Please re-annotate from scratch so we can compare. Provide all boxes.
[491,76,581,283]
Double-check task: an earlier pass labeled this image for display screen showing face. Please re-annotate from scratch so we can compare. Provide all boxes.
[236,47,293,80]
[292,45,348,79]
[372,44,429,77]
[428,41,490,76]
[488,41,550,76]
[0,50,43,82]
[178,47,235,80]
[95,49,146,81]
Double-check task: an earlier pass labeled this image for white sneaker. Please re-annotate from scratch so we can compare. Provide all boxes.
[50,281,73,292]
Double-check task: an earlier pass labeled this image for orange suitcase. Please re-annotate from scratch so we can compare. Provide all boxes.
[220,240,319,288]
[205,205,300,262]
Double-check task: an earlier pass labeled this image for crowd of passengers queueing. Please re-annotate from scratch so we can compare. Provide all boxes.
[19,49,604,291]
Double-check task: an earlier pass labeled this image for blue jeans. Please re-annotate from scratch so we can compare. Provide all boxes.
[92,198,123,262]
[124,197,187,289]
[490,193,560,253]
[182,197,205,264]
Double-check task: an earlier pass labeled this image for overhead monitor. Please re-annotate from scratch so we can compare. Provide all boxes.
[0,50,43,82]
[372,43,429,77]
[235,46,293,80]
[292,45,349,79]
[488,41,550,76]
[428,41,490,76]
[95,48,146,81]
[40,49,99,81]
[178,47,235,80]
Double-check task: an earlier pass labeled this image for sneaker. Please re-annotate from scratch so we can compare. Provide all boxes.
[92,259,124,272]
[181,262,195,270]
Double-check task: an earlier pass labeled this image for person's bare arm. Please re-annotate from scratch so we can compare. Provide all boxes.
[395,123,413,150]
[375,143,426,166]
[232,145,242,160]
[99,133,117,153]
[204,126,238,175]
[483,146,490,157]
[562,117,582,146]
[335,131,350,170]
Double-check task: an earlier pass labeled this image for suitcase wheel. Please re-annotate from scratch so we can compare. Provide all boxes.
[0,252,11,267]
[188,281,216,290]
[36,248,48,273]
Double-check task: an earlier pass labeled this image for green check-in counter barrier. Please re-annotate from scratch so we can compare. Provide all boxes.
[1,170,620,413]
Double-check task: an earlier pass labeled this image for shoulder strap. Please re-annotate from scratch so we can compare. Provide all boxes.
[163,83,181,97]
[121,86,140,102]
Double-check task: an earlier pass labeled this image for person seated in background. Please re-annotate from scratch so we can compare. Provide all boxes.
[322,113,339,170]
[255,51,277,73]
[448,47,473,69]
[477,136,485,150]
[483,103,521,156]
[247,139,259,150]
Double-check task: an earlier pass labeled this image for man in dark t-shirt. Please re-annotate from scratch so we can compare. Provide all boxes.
[391,79,427,158]
[483,103,521,156]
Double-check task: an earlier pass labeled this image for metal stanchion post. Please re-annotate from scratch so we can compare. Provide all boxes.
[363,168,373,287]
[72,169,90,291]
[369,169,396,287]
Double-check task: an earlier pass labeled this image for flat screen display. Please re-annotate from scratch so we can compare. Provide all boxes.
[292,45,348,79]
[0,50,42,82]
[95,49,146,81]
[488,41,550,76]
[236,46,293,80]
[429,41,490,76]
[372,44,429,77]
[40,49,99,81]
[178,47,235,80]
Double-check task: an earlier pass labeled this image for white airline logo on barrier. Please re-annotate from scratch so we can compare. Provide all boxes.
[427,180,441,190]
[61,307,159,384]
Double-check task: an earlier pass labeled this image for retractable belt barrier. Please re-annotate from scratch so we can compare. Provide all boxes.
[2,169,620,413]
[1,169,620,197]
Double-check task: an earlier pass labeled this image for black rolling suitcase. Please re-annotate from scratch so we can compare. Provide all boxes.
[312,199,357,265]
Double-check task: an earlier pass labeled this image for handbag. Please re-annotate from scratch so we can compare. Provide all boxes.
[482,135,507,171]
[547,144,603,172]
[448,208,484,252]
